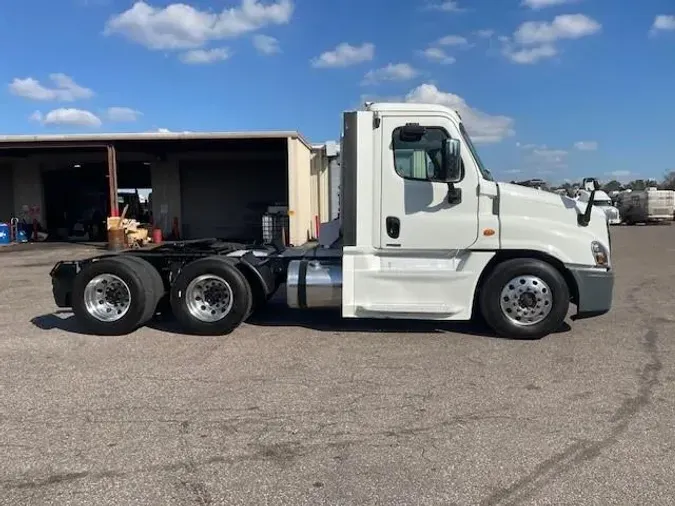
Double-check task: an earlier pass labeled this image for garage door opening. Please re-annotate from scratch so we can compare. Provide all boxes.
[179,138,289,243]
[41,155,152,242]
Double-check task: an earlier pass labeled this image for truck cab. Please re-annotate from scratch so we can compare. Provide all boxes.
[335,103,613,337]
[49,102,614,340]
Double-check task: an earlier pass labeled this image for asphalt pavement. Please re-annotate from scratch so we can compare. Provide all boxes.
[0,228,673,505]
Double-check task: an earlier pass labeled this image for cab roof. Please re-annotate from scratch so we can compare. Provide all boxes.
[363,102,463,122]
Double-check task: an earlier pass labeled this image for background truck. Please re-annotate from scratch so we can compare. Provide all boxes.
[576,177,621,225]
[49,102,614,340]
[616,187,675,225]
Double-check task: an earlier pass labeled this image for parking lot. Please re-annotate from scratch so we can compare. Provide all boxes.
[0,227,673,505]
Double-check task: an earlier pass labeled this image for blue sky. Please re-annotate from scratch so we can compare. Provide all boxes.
[0,0,673,184]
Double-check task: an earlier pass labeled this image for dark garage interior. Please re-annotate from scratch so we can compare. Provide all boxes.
[1,136,291,244]
[178,138,288,242]
[42,157,152,241]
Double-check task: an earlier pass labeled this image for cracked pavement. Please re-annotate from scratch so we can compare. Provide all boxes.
[0,228,674,505]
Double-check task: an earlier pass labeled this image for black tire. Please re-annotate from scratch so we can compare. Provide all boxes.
[71,257,155,335]
[479,258,570,340]
[170,257,253,335]
[115,254,165,322]
[237,267,268,320]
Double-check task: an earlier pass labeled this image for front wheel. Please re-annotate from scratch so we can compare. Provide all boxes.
[479,258,570,340]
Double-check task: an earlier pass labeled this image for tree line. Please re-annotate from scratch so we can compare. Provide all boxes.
[552,171,675,193]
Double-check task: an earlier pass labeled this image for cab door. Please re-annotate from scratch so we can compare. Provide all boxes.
[379,116,479,251]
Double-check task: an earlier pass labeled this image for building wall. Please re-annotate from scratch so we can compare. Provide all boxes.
[329,157,341,220]
[310,149,331,225]
[287,138,313,245]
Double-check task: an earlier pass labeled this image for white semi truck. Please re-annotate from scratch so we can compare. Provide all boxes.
[49,102,614,340]
[576,178,621,225]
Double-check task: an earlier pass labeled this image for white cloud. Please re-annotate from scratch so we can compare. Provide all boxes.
[8,73,94,102]
[31,108,102,128]
[504,43,557,64]
[405,83,515,143]
[517,142,546,150]
[475,29,495,38]
[420,47,456,64]
[312,42,374,68]
[428,1,464,12]
[104,0,293,50]
[605,170,632,181]
[521,0,581,10]
[531,148,568,160]
[514,14,601,45]
[518,143,568,170]
[438,34,470,46]
[650,15,675,35]
[179,47,231,64]
[501,14,600,64]
[362,63,418,85]
[574,140,598,151]
[253,34,280,54]
[107,107,143,122]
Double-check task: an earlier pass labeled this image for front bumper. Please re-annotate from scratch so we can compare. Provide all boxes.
[568,265,614,320]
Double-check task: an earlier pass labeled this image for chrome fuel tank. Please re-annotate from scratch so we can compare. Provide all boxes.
[286,259,342,309]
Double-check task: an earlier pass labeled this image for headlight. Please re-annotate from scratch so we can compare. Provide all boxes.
[591,240,610,267]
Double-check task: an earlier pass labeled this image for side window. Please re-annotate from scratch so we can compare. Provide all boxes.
[392,126,450,181]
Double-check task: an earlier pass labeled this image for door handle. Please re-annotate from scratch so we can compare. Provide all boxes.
[386,216,400,239]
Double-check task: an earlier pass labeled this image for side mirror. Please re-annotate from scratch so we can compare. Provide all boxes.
[440,138,462,183]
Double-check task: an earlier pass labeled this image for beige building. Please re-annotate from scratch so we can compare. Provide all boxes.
[0,131,334,246]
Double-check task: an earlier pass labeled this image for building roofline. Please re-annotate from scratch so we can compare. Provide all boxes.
[0,130,314,150]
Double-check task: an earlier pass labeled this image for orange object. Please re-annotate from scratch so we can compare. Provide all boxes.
[152,228,163,245]
[483,228,496,236]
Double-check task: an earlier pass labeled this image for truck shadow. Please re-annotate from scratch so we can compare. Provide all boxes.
[246,303,571,339]
[31,306,572,340]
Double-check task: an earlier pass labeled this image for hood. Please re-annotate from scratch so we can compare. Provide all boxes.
[496,181,610,265]
[498,182,579,210]
[498,182,607,220]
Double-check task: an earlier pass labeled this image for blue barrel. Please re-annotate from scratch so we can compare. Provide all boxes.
[0,223,10,244]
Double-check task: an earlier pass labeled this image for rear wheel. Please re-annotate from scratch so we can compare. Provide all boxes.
[479,258,570,340]
[170,257,253,335]
[71,257,155,335]
[116,254,165,321]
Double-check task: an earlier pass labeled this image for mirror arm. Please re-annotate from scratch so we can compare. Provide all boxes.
[578,189,596,227]
[446,182,462,205]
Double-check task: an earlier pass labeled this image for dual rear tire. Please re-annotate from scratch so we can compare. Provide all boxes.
[72,255,253,336]
[72,255,164,335]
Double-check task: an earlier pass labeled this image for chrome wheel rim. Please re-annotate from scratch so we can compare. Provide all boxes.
[499,275,553,326]
[84,274,131,322]
[185,275,234,323]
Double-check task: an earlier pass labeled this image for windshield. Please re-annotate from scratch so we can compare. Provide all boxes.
[459,123,493,182]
